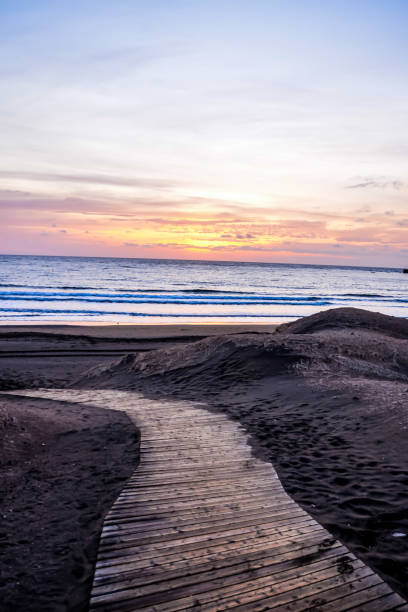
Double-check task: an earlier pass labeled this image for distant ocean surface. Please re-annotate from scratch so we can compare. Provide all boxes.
[0,254,407,324]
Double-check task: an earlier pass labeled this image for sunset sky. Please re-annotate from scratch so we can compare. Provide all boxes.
[1,0,407,266]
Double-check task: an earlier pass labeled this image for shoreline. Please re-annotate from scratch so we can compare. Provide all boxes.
[0,322,278,339]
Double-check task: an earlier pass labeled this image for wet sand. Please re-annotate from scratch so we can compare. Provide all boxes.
[1,311,408,607]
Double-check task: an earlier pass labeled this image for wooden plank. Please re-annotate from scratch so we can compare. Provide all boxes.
[102,508,309,536]
[126,467,274,482]
[93,539,346,582]
[116,483,282,501]
[109,487,285,510]
[95,531,338,570]
[103,500,300,524]
[133,552,361,612]
[119,478,282,496]
[108,489,296,511]
[99,520,318,551]
[98,519,321,552]
[91,547,355,603]
[127,468,273,483]
[95,530,331,567]
[102,508,311,533]
[97,520,324,559]
[103,505,307,530]
[93,543,348,593]
[100,516,318,547]
[124,459,264,472]
[90,556,369,608]
[123,473,278,490]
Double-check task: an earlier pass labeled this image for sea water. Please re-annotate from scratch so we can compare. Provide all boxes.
[0,254,406,324]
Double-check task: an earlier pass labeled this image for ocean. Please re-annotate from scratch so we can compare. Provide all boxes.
[0,254,406,324]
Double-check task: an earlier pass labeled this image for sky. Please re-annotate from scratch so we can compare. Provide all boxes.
[1,0,407,266]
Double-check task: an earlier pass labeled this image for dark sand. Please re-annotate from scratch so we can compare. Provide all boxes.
[1,311,408,607]
[0,395,140,611]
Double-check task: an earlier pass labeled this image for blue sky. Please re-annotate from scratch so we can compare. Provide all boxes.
[1,1,407,265]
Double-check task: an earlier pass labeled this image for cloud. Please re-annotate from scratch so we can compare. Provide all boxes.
[0,189,33,199]
[235,232,254,239]
[124,242,139,246]
[210,242,351,258]
[346,177,404,190]
[0,170,178,190]
[59,229,67,233]
[156,242,184,247]
[0,195,189,219]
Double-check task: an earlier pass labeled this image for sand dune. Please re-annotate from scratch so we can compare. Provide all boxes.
[76,307,408,389]
[277,306,408,338]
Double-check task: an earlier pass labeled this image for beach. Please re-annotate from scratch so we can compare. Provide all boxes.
[1,309,408,609]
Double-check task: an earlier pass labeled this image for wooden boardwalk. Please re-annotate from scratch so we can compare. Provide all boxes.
[12,389,408,611]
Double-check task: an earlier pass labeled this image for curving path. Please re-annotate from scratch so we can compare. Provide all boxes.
[11,389,408,611]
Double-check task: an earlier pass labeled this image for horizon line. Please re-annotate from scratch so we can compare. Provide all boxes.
[0,252,402,272]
